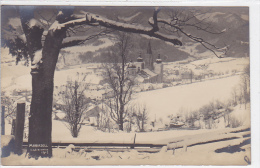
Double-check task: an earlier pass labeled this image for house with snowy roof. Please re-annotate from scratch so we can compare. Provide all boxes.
[82,103,111,126]
[83,105,100,126]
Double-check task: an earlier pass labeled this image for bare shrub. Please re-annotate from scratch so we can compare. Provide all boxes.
[60,79,90,137]
[133,104,149,132]
[226,114,243,128]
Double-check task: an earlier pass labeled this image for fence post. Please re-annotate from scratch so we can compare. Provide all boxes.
[131,133,136,149]
[11,119,16,135]
[14,102,26,155]
[1,106,5,135]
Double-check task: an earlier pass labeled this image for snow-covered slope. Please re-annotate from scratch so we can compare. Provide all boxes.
[132,75,241,123]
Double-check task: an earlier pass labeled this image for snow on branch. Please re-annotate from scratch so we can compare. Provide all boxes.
[32,49,43,64]
[27,18,43,29]
[49,18,86,32]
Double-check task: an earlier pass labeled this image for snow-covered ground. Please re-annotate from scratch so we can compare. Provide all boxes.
[3,101,249,146]
[2,62,249,142]
[191,57,249,73]
[132,75,241,123]
[164,57,249,75]
[1,49,251,166]
[1,126,250,165]
[1,143,250,166]
[1,63,102,91]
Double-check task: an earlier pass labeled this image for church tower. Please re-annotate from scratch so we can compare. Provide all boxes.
[127,60,136,75]
[147,41,154,70]
[153,54,163,83]
[135,52,144,72]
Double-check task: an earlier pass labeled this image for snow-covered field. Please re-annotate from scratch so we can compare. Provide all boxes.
[164,57,249,75]
[192,57,249,73]
[3,101,249,146]
[1,63,101,91]
[132,75,241,123]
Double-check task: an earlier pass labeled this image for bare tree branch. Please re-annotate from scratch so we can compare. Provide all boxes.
[72,11,182,46]
[61,28,114,48]
[154,18,227,57]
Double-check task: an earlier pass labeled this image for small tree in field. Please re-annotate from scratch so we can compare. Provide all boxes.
[134,104,149,132]
[59,79,90,137]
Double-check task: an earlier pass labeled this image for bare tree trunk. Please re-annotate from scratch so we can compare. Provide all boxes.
[119,104,124,131]
[141,117,145,131]
[1,106,5,135]
[28,31,66,158]
[62,54,66,65]
[72,124,78,137]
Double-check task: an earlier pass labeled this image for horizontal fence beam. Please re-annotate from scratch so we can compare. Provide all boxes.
[21,127,250,152]
[23,142,166,149]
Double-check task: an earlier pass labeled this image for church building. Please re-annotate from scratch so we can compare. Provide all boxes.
[128,53,164,83]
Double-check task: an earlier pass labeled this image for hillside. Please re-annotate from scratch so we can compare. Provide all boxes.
[51,6,249,68]
[132,75,242,123]
[56,35,191,69]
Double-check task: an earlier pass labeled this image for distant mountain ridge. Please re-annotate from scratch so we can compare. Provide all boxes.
[55,7,249,68]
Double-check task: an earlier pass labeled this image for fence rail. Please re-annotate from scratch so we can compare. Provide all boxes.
[22,142,165,149]
[20,126,250,153]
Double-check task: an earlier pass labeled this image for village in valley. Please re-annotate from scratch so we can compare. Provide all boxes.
[2,47,249,135]
[1,6,251,165]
